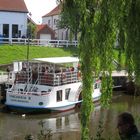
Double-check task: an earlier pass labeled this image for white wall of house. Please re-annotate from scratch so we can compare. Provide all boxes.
[42,15,59,30]
[42,16,53,28]
[42,15,69,40]
[0,11,27,40]
[54,28,69,40]
[40,34,51,45]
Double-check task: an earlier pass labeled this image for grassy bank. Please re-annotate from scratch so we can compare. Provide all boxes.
[0,44,79,64]
[0,44,126,70]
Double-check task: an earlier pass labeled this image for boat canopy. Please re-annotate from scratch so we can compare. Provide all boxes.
[33,57,79,64]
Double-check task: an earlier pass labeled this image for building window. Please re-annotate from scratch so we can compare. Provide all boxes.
[56,90,62,102]
[54,19,56,25]
[65,88,70,100]
[12,24,18,38]
[18,30,21,38]
[65,30,68,40]
[56,19,59,23]
[54,19,59,25]
[48,20,50,26]
[62,32,63,40]
[3,24,9,37]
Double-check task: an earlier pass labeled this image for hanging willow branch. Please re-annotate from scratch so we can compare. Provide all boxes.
[60,0,140,139]
[125,0,140,94]
[78,1,97,139]
[94,0,117,107]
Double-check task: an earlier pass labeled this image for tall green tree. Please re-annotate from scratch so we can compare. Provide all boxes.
[57,0,81,40]
[60,0,140,139]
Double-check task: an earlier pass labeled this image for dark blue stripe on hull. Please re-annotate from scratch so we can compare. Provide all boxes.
[7,106,51,113]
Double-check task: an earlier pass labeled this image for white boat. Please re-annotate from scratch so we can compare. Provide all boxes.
[5,57,101,113]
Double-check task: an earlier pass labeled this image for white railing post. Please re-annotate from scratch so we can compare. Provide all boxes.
[66,40,68,47]
[24,39,27,45]
[9,37,12,44]
[57,40,59,47]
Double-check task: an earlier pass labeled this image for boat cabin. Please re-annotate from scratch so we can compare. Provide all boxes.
[14,57,81,86]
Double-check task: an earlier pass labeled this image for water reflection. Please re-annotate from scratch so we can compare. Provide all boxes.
[0,92,140,140]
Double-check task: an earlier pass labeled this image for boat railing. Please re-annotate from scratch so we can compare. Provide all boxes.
[13,70,81,86]
[15,72,28,84]
[9,90,49,96]
[39,71,81,86]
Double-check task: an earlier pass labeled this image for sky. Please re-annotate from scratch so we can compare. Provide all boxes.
[24,0,57,24]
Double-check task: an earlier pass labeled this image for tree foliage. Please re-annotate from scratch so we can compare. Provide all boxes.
[57,0,81,40]
[27,22,36,39]
[60,0,140,139]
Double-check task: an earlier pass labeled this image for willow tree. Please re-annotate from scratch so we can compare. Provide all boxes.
[59,0,140,139]
[125,0,140,94]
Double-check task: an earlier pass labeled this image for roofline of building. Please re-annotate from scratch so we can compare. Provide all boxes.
[42,5,61,17]
[0,10,28,13]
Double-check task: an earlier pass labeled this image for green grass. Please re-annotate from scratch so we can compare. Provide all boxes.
[0,44,79,64]
[0,44,126,71]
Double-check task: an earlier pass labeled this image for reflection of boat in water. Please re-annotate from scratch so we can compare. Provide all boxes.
[44,110,80,133]
[40,105,101,134]
[5,57,101,113]
[0,105,101,140]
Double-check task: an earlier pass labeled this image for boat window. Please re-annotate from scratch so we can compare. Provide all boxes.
[65,88,71,100]
[56,90,62,102]
[20,89,23,91]
[19,88,23,94]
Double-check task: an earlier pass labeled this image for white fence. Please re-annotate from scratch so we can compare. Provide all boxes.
[0,38,78,47]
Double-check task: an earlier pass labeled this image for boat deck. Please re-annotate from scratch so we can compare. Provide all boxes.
[15,70,81,86]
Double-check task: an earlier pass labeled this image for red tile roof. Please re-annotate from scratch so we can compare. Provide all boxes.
[37,24,55,34]
[0,0,28,13]
[42,5,61,17]
[37,25,46,31]
[36,24,55,39]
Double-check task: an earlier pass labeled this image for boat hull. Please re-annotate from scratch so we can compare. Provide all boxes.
[6,103,76,113]
[6,95,100,113]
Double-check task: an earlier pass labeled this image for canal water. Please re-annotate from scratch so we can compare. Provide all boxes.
[0,92,140,140]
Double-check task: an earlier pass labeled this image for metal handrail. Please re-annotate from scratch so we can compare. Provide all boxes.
[14,71,81,86]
